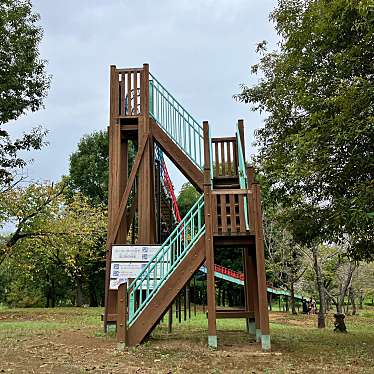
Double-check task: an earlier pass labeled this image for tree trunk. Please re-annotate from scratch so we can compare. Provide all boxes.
[359,292,364,309]
[51,278,56,308]
[336,297,343,314]
[349,286,357,315]
[337,262,356,314]
[88,277,98,307]
[326,296,331,311]
[76,277,84,307]
[46,291,50,308]
[290,282,297,315]
[311,245,326,328]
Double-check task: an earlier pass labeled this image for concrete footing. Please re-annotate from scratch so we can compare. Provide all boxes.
[208,335,218,348]
[247,321,256,336]
[261,335,271,351]
[255,328,261,342]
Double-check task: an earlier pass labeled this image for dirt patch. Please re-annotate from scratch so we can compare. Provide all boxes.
[0,308,373,373]
[0,328,274,374]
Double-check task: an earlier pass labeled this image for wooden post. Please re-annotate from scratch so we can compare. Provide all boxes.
[247,166,255,186]
[184,286,187,321]
[187,285,191,319]
[244,248,256,337]
[138,63,156,244]
[117,283,127,345]
[202,278,206,315]
[178,293,182,323]
[253,184,271,351]
[104,65,121,331]
[203,121,217,348]
[175,294,179,319]
[168,305,173,333]
[193,277,197,316]
[237,119,245,159]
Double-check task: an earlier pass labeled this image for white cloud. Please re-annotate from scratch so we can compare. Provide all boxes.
[7,0,278,191]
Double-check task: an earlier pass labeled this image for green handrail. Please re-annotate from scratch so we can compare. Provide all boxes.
[236,126,250,230]
[149,73,204,169]
[127,195,205,326]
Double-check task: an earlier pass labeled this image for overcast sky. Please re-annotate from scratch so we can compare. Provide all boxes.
[8,0,278,193]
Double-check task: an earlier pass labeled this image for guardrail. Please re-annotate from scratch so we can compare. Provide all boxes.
[149,73,204,169]
[127,195,205,325]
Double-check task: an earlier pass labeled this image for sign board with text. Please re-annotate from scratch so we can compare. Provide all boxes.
[109,245,162,290]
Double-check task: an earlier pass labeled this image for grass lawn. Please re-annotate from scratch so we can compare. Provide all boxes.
[0,306,373,373]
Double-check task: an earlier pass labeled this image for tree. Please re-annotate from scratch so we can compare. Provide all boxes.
[260,172,309,314]
[0,182,106,307]
[263,205,307,315]
[0,0,50,186]
[177,182,200,218]
[321,242,358,314]
[352,262,374,309]
[236,0,374,260]
[68,130,137,206]
[68,131,109,205]
[0,182,65,265]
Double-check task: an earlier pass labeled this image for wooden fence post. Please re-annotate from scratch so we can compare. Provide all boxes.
[117,282,127,346]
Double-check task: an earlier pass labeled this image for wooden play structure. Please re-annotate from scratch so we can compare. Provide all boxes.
[104,63,271,350]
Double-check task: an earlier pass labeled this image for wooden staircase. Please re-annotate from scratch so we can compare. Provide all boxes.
[106,64,270,351]
[126,235,205,345]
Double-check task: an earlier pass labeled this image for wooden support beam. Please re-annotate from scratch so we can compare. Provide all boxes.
[248,251,260,338]
[116,283,127,344]
[151,119,204,192]
[237,119,245,160]
[253,184,271,350]
[247,166,255,187]
[216,310,255,319]
[125,191,138,238]
[101,313,118,322]
[168,306,173,333]
[203,121,217,348]
[138,129,156,243]
[108,135,149,245]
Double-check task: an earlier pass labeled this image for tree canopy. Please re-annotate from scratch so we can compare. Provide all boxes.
[0,182,106,307]
[68,131,109,205]
[0,0,50,186]
[177,182,200,218]
[236,0,374,260]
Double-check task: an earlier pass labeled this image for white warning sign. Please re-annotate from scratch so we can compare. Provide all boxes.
[109,245,163,290]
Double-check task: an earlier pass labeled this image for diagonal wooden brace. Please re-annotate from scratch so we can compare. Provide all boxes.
[108,134,149,245]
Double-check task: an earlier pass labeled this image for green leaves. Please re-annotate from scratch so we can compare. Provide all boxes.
[0,182,107,306]
[177,183,200,218]
[237,0,374,260]
[0,0,50,125]
[0,0,50,186]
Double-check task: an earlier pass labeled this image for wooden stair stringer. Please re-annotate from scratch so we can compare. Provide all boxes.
[127,233,206,346]
[151,119,204,193]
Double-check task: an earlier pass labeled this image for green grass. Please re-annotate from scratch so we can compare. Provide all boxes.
[0,306,103,341]
[0,306,373,373]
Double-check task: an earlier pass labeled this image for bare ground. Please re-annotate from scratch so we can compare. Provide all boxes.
[0,307,373,373]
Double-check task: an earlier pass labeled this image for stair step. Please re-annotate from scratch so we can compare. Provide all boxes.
[214,184,240,189]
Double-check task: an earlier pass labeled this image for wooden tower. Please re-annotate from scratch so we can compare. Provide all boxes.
[104,63,271,351]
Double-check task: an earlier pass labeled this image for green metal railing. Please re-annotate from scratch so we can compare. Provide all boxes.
[127,195,205,326]
[236,126,249,230]
[149,74,204,169]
